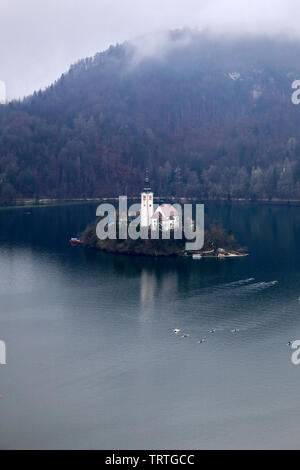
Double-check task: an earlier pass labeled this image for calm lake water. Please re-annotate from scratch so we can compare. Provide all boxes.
[0,202,300,450]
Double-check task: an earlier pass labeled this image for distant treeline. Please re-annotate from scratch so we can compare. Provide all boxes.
[1,30,300,203]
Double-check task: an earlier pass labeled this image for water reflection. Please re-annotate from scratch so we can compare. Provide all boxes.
[140,269,156,307]
[0,202,300,449]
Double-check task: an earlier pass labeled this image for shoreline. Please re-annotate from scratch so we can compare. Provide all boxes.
[80,243,249,260]
[80,219,248,260]
[1,196,300,209]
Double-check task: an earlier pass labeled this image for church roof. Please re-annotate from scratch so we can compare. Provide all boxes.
[151,204,179,220]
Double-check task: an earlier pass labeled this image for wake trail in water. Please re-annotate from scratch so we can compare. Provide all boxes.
[236,280,279,294]
[175,280,281,334]
[193,279,278,303]
[216,278,256,290]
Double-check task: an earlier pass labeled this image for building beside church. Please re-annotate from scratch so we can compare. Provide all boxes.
[150,204,180,232]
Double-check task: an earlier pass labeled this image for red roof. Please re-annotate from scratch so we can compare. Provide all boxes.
[151,204,178,221]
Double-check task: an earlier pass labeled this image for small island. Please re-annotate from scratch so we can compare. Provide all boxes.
[80,176,247,259]
[80,219,247,259]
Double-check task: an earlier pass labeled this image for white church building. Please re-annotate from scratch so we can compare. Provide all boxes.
[140,171,180,231]
[140,171,154,228]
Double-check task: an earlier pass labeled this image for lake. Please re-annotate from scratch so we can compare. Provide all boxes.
[0,202,299,449]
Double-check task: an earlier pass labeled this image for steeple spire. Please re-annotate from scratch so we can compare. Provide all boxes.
[144,168,151,193]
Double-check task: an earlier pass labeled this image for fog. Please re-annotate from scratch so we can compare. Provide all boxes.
[0,0,299,99]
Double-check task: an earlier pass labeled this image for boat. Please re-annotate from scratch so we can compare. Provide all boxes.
[192,254,202,260]
[70,237,81,246]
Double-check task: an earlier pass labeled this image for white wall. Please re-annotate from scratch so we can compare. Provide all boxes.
[141,192,154,227]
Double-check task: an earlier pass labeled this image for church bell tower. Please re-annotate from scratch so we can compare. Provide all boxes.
[140,169,154,228]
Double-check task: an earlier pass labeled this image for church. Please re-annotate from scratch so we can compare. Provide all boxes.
[140,171,180,231]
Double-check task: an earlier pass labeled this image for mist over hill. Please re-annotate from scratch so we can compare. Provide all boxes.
[1,30,300,203]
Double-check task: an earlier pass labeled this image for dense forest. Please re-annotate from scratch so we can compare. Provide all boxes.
[1,30,300,203]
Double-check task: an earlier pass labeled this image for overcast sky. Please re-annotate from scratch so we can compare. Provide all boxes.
[0,0,299,100]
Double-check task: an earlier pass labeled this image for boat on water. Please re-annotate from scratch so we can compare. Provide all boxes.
[70,237,81,246]
[192,248,249,260]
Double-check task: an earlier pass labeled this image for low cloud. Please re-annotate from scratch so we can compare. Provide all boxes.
[0,0,300,99]
[129,29,195,66]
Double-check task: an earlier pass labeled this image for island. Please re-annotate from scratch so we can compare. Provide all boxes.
[80,219,247,259]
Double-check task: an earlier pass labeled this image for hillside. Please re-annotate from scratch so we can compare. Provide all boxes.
[1,30,300,203]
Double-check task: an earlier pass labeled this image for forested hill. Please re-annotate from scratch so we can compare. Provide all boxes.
[1,30,300,203]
